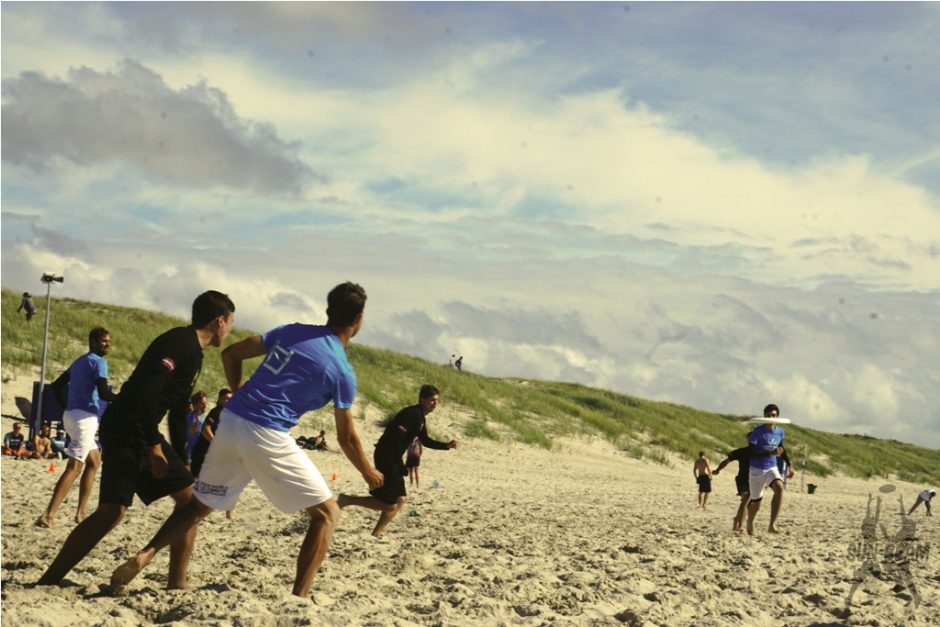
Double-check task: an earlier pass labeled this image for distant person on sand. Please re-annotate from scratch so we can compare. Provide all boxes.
[108,282,382,598]
[746,404,786,535]
[693,451,712,510]
[713,442,751,532]
[448,354,455,368]
[36,291,235,589]
[183,391,208,465]
[189,388,232,479]
[17,292,36,323]
[454,355,463,372]
[37,327,119,527]
[3,422,29,457]
[314,429,330,451]
[907,489,935,517]
[406,436,423,488]
[338,384,457,537]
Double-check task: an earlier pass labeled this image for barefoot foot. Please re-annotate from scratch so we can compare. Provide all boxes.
[110,553,150,590]
[34,515,52,529]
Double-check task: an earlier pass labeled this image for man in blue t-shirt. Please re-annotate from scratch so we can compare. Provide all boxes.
[111,282,383,598]
[746,403,786,535]
[37,327,118,528]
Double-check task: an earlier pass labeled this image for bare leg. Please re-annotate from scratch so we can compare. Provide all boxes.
[37,502,126,585]
[414,467,419,490]
[746,500,762,536]
[110,490,212,590]
[733,494,750,531]
[37,457,84,527]
[75,449,101,523]
[702,492,709,509]
[292,499,340,597]
[768,481,784,533]
[337,494,404,537]
[167,487,199,589]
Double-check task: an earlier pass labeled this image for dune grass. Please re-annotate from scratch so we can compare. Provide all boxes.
[3,288,938,484]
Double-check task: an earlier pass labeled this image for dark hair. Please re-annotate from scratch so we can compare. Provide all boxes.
[88,326,110,346]
[217,388,232,399]
[192,290,235,328]
[419,384,440,400]
[763,404,779,417]
[698,451,704,457]
[22,292,30,297]
[326,282,366,327]
[191,391,207,404]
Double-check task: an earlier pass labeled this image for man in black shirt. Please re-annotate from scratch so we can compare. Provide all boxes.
[338,384,457,537]
[37,290,235,589]
[713,444,751,532]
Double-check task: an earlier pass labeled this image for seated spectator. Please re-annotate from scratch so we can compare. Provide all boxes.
[315,429,330,452]
[51,427,68,457]
[3,422,30,458]
[32,423,56,459]
[184,391,208,464]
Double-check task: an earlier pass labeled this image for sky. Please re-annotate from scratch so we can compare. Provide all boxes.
[2,2,938,448]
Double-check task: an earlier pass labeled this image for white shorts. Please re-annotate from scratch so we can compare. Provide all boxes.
[749,466,783,501]
[62,408,100,461]
[193,409,332,513]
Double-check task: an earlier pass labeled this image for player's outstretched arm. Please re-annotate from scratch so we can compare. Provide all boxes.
[221,335,266,391]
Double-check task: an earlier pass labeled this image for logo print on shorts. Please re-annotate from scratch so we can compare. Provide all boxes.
[263,342,294,375]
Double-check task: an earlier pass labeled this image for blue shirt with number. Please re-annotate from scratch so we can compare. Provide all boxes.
[748,424,785,470]
[225,324,357,431]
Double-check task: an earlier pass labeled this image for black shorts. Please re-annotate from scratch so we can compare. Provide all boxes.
[405,455,421,469]
[190,437,210,478]
[697,475,712,493]
[735,475,749,496]
[370,451,406,505]
[99,424,193,507]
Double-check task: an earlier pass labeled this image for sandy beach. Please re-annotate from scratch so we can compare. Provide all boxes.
[2,372,937,626]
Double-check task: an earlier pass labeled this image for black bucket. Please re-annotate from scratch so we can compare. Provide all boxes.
[807,484,817,494]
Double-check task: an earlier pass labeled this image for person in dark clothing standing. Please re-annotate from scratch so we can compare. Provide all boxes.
[189,387,232,478]
[713,444,751,532]
[338,384,457,537]
[37,290,235,589]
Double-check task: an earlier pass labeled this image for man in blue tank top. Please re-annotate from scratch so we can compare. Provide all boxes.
[111,282,383,598]
[746,403,786,535]
[37,327,118,528]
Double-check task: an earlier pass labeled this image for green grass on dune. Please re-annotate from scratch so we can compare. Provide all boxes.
[3,288,938,484]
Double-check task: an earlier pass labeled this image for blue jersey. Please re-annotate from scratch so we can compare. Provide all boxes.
[748,424,785,470]
[225,324,357,431]
[67,352,109,414]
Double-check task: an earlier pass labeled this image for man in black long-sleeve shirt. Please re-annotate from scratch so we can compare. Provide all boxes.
[339,384,457,537]
[37,290,235,589]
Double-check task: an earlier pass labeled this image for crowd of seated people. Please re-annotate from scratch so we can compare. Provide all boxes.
[3,421,70,459]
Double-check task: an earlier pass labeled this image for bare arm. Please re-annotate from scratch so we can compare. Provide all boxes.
[334,407,383,489]
[221,335,266,391]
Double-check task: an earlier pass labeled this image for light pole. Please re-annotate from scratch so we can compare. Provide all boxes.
[34,272,64,438]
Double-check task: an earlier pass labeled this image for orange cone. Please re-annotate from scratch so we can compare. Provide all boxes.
[331,472,337,481]
[48,462,56,473]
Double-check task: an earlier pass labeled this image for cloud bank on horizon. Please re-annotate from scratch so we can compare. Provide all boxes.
[2,3,938,447]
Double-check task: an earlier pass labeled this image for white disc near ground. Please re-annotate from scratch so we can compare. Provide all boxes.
[746,416,792,425]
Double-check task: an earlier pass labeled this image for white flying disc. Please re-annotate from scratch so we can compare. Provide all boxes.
[747,416,792,425]
[879,484,897,494]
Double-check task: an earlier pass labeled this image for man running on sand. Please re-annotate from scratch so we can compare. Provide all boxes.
[338,384,457,537]
[713,443,751,532]
[37,327,118,527]
[110,282,383,598]
[37,291,235,589]
[746,404,786,535]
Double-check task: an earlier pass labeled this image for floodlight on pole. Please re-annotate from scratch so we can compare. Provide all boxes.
[35,272,64,438]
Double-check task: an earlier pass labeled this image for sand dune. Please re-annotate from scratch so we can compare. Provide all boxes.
[2,374,937,626]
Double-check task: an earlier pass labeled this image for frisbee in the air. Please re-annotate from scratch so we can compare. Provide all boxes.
[879,484,897,494]
[747,416,792,425]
